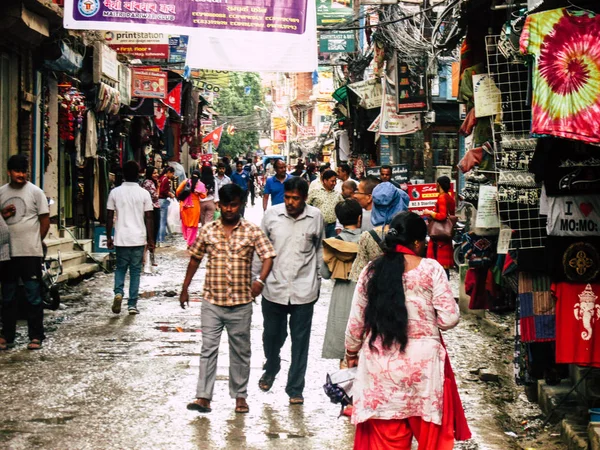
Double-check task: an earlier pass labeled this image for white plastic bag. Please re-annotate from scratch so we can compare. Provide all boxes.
[167,198,181,234]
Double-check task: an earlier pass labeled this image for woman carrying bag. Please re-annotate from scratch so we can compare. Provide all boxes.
[345,211,470,450]
[176,170,206,246]
[423,176,456,279]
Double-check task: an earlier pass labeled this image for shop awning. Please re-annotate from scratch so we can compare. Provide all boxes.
[332,85,348,104]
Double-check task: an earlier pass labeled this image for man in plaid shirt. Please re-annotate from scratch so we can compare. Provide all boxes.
[180,183,276,415]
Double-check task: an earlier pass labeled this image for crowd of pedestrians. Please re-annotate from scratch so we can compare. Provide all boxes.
[0,152,468,449]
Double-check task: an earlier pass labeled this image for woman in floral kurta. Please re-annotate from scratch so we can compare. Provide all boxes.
[345,211,462,450]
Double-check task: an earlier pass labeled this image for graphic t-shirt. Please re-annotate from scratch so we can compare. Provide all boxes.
[540,193,600,236]
[0,182,49,257]
[553,282,600,367]
[520,8,600,144]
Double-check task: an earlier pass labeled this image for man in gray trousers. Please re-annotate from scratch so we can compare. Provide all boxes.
[179,183,276,414]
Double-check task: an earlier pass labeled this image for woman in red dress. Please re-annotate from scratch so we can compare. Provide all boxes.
[423,176,456,278]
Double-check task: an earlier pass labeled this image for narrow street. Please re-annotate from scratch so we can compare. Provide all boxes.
[0,204,561,450]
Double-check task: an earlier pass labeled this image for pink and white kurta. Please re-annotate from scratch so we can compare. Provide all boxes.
[345,258,460,426]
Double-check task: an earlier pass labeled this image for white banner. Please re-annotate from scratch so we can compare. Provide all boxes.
[63,0,317,72]
[380,78,421,136]
[348,78,383,109]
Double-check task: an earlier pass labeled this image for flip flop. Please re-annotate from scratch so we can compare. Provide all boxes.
[27,339,42,350]
[258,372,276,392]
[289,396,304,405]
[187,399,211,413]
[235,399,249,414]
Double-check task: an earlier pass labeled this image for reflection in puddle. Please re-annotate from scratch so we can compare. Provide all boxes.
[155,326,202,333]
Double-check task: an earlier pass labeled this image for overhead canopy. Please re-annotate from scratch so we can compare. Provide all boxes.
[63,0,317,72]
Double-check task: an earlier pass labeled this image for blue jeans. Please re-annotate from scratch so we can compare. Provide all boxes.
[158,198,170,243]
[325,222,337,238]
[0,258,45,343]
[114,246,145,307]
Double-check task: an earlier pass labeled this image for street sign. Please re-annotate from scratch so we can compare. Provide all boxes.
[366,164,408,184]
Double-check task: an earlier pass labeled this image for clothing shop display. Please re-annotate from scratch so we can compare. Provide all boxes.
[518,273,555,343]
[545,236,600,284]
[540,193,600,237]
[553,282,600,367]
[521,8,600,144]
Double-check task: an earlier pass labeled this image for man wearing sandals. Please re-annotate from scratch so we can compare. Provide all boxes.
[258,177,324,405]
[0,155,50,351]
[180,183,276,414]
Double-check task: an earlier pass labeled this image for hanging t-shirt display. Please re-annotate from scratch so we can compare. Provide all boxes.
[529,138,600,196]
[553,282,600,367]
[540,193,600,236]
[520,9,600,144]
[546,236,600,283]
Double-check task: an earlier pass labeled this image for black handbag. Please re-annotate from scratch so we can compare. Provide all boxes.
[427,215,457,240]
[176,181,192,202]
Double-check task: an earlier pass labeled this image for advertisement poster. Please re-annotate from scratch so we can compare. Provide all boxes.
[319,30,355,53]
[132,68,167,99]
[348,78,382,109]
[366,164,408,184]
[381,78,422,136]
[397,59,428,113]
[407,182,455,215]
[169,35,189,63]
[316,0,353,25]
[64,0,317,72]
[473,74,502,118]
[103,31,169,59]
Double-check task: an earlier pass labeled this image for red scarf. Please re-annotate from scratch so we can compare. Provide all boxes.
[395,244,416,255]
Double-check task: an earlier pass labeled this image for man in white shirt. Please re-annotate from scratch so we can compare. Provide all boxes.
[0,154,50,350]
[106,161,154,315]
[215,162,232,208]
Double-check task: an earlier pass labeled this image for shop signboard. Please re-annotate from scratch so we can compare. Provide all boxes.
[169,35,189,63]
[397,59,428,113]
[319,30,355,53]
[200,153,213,163]
[407,182,455,215]
[103,31,169,60]
[64,0,317,72]
[366,164,408,184]
[298,126,317,138]
[379,136,391,165]
[316,0,353,25]
[348,78,382,109]
[118,64,131,105]
[131,68,167,99]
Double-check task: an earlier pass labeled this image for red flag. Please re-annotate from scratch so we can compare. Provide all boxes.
[154,101,167,131]
[163,82,182,116]
[202,125,224,148]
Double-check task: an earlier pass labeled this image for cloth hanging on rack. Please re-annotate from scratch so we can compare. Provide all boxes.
[540,192,600,237]
[553,282,600,367]
[545,236,600,283]
[93,157,100,221]
[518,272,555,343]
[85,110,98,158]
[520,8,600,144]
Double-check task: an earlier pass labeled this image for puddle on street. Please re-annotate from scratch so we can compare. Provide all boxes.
[155,326,202,333]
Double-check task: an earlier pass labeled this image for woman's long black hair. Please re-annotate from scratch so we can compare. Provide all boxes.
[145,165,157,186]
[365,211,427,352]
[201,165,215,194]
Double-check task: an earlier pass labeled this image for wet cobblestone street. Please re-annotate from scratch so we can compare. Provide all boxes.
[0,204,565,450]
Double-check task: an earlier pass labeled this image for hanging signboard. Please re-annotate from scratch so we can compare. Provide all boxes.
[407,182,456,215]
[473,74,502,118]
[63,0,317,72]
[381,78,422,136]
[103,31,169,60]
[131,68,167,99]
[298,126,317,138]
[319,31,355,53]
[348,78,383,109]
[397,59,428,113]
[317,0,353,25]
[366,164,408,184]
[169,35,189,63]
[93,42,119,83]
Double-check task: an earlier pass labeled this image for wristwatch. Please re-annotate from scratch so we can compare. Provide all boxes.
[255,276,265,286]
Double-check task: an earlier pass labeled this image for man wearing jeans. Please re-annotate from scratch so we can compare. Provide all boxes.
[106,161,154,315]
[157,166,175,245]
[258,177,324,405]
[0,154,50,351]
[180,184,275,414]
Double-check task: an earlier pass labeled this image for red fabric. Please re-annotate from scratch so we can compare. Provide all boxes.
[202,125,224,147]
[354,417,454,450]
[395,245,416,255]
[164,82,182,115]
[465,267,490,310]
[427,193,456,268]
[553,282,600,367]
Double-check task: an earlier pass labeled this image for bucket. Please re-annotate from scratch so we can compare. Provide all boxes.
[589,408,600,422]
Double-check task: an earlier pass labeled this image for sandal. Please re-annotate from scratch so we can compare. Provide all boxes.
[0,337,10,351]
[235,398,249,414]
[27,339,42,350]
[258,372,276,392]
[187,398,211,413]
[289,396,304,405]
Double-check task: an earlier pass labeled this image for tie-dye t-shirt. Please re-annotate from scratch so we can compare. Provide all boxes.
[520,8,600,144]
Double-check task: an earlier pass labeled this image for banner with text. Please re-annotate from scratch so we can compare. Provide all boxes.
[407,182,455,215]
[64,0,317,72]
